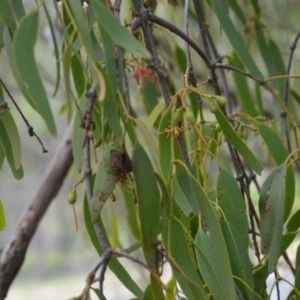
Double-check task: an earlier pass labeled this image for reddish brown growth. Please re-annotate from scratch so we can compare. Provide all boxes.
[111,150,132,184]
[132,64,157,84]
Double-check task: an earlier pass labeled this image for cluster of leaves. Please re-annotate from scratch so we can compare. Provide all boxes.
[1,0,300,299]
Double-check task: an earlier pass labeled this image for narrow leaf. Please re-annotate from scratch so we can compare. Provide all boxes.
[14,11,56,135]
[0,199,6,230]
[158,106,173,181]
[217,168,248,248]
[210,0,263,78]
[72,96,86,173]
[259,164,286,272]
[214,106,263,174]
[132,143,161,269]
[132,117,159,156]
[0,110,21,169]
[0,117,23,179]
[257,123,295,221]
[91,0,150,57]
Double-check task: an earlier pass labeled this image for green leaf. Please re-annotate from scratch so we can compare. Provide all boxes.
[158,106,173,181]
[132,117,159,157]
[257,123,295,221]
[72,96,86,173]
[279,232,298,256]
[253,264,268,297]
[13,11,56,135]
[175,163,199,215]
[210,0,263,78]
[95,62,123,144]
[71,52,86,98]
[0,110,21,169]
[132,143,163,299]
[90,142,119,223]
[259,164,286,273]
[0,0,16,32]
[123,183,140,240]
[98,23,117,92]
[0,116,23,179]
[162,203,207,300]
[173,176,193,216]
[195,230,233,300]
[65,0,97,61]
[220,221,260,300]
[91,0,150,58]
[287,209,300,232]
[0,143,5,169]
[11,0,25,20]
[0,198,6,230]
[132,143,161,269]
[231,53,258,116]
[217,168,248,248]
[189,171,236,299]
[213,106,263,174]
[43,2,60,97]
[227,0,246,24]
[3,27,33,106]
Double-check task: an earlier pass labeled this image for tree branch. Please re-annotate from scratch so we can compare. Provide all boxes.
[0,125,73,300]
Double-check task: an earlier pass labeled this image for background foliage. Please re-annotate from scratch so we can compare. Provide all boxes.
[1,0,300,299]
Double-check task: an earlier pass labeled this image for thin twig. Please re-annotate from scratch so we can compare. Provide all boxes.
[83,86,109,251]
[0,78,48,153]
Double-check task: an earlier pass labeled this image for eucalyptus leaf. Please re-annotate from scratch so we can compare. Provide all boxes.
[13,11,56,135]
[213,106,263,174]
[259,164,286,272]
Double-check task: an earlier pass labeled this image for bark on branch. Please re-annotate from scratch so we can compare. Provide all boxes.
[0,126,73,299]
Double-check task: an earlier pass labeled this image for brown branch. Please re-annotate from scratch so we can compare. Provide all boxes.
[0,125,73,300]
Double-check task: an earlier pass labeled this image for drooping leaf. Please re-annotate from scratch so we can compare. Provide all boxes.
[0,0,16,32]
[11,0,25,20]
[0,198,6,230]
[0,116,23,179]
[220,221,260,300]
[162,203,208,300]
[287,209,300,232]
[0,110,21,169]
[195,229,233,300]
[253,264,268,297]
[210,0,263,78]
[13,11,56,135]
[132,143,161,269]
[217,168,248,248]
[132,143,164,299]
[65,0,97,61]
[43,2,60,97]
[90,142,119,223]
[71,52,86,98]
[131,117,159,156]
[94,62,123,144]
[91,0,150,58]
[257,123,295,221]
[231,53,258,116]
[72,96,86,173]
[259,164,286,273]
[213,106,263,174]
[189,169,236,299]
[158,106,173,181]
